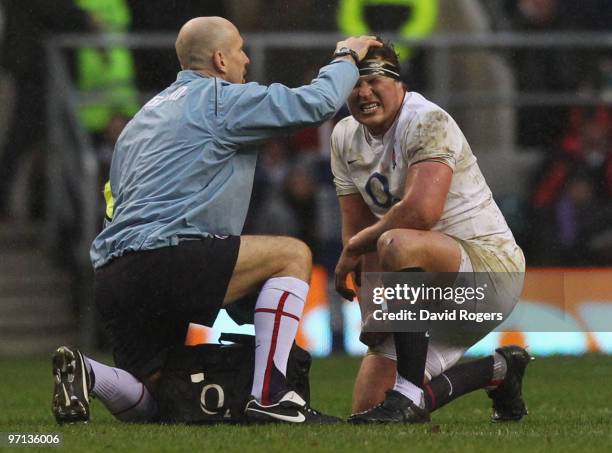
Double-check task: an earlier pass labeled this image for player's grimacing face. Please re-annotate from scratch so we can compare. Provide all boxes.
[348,74,405,136]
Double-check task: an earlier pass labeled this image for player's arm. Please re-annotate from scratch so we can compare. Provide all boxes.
[222,37,381,145]
[339,193,378,246]
[344,160,452,256]
[334,160,451,298]
[346,109,459,256]
[331,120,377,247]
[335,193,377,299]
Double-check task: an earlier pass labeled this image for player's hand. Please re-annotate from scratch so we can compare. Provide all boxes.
[334,247,361,300]
[335,36,383,63]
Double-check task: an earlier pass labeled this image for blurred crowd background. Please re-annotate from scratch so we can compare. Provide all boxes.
[2,0,611,266]
[0,0,611,351]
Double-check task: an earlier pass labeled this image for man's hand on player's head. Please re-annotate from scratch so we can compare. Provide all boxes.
[335,36,383,63]
[334,247,362,300]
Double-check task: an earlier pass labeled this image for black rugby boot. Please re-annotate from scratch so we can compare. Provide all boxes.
[487,345,533,422]
[348,390,430,424]
[52,346,91,424]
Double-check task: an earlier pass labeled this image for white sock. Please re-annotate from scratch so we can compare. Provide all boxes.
[86,357,157,422]
[250,276,307,404]
[393,372,425,409]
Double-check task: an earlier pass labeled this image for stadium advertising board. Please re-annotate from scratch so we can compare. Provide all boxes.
[206,267,612,356]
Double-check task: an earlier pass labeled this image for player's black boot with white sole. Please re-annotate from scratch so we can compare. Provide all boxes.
[245,390,341,424]
[52,346,91,424]
[487,345,533,422]
[347,390,430,424]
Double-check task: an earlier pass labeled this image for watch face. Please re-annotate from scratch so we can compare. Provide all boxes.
[335,48,353,58]
[334,46,358,63]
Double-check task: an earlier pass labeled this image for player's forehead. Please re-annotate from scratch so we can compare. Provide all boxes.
[357,57,401,84]
[354,74,393,86]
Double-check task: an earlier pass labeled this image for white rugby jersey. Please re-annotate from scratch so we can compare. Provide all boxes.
[331,92,524,272]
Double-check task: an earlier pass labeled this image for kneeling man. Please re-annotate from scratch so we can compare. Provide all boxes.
[331,40,531,423]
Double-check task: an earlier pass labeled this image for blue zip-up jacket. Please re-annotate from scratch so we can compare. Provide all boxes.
[90,60,358,268]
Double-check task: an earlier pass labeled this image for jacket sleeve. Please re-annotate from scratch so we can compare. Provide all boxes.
[217,60,358,146]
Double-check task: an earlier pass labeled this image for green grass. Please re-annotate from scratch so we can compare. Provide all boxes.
[1,355,611,452]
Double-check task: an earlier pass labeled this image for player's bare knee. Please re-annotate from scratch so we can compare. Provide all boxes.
[378,229,427,271]
[377,230,406,271]
[277,238,312,281]
[376,229,395,255]
[291,239,312,276]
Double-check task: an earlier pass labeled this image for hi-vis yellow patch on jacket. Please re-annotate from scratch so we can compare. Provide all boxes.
[104,181,114,221]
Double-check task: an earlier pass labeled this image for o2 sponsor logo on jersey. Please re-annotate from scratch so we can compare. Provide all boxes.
[365,172,400,208]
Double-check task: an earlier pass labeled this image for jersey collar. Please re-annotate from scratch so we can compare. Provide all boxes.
[176,70,212,82]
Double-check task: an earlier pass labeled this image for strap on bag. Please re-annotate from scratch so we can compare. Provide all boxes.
[218,333,255,346]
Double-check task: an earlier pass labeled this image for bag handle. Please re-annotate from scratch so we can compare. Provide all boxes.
[218,333,255,345]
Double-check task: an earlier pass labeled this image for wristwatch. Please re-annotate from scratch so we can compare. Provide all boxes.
[333,47,360,64]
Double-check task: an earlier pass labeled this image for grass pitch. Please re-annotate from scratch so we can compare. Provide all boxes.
[1,354,611,452]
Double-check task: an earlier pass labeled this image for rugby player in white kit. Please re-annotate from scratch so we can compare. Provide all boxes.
[330,40,532,423]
